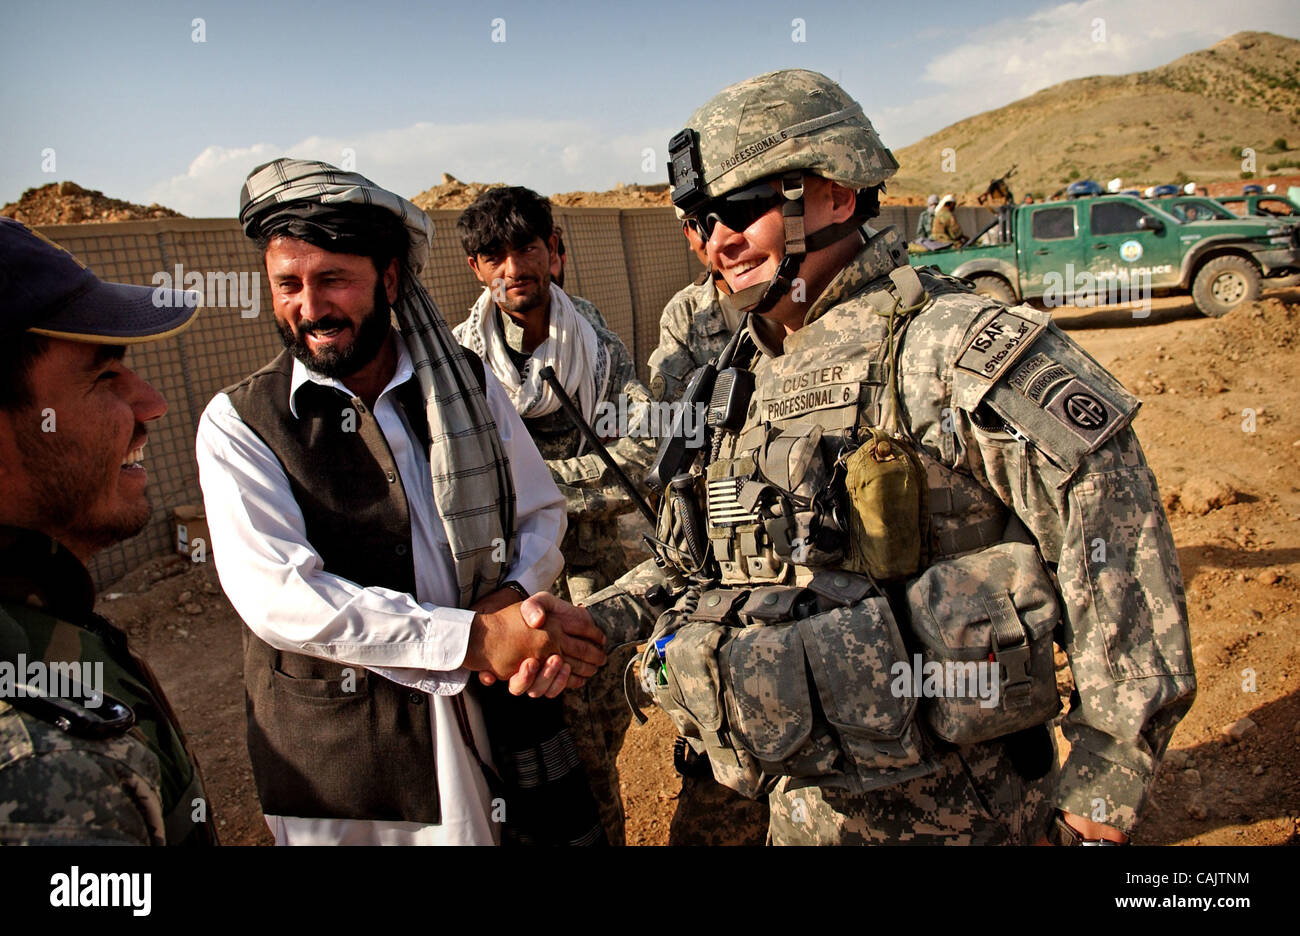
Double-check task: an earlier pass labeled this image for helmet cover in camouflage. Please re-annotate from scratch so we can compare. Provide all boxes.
[682,69,898,201]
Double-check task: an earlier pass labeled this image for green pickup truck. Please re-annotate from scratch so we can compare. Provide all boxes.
[1148,195,1242,223]
[908,194,1300,317]
[1218,193,1300,221]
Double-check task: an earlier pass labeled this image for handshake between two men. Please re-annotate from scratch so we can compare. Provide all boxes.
[467,589,605,699]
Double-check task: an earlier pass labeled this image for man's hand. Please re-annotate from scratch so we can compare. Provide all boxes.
[464,595,606,698]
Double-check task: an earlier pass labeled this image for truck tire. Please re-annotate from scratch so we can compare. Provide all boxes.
[969,275,1017,304]
[1191,255,1261,318]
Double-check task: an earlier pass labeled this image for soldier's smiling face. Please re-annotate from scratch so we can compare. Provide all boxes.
[705,176,858,331]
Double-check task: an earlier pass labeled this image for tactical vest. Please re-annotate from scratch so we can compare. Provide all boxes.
[225,351,448,823]
[650,268,1061,798]
[709,284,1008,588]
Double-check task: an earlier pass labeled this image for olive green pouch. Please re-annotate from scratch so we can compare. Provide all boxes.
[842,427,926,580]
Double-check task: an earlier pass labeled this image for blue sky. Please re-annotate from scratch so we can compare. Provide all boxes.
[1,0,1296,216]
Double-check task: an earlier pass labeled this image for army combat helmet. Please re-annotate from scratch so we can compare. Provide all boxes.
[668,68,898,315]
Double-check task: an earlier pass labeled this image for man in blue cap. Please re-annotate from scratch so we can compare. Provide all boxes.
[0,217,214,845]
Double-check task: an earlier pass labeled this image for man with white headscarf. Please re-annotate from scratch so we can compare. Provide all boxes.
[454,186,656,845]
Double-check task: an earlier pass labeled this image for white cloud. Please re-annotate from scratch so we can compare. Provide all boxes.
[145,120,675,218]
[143,143,281,217]
[872,0,1295,148]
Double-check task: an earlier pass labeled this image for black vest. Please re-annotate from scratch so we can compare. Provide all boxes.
[225,350,449,823]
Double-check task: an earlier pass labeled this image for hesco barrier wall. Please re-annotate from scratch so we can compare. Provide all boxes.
[35,203,986,588]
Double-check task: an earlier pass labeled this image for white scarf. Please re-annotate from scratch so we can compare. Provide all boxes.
[461,283,609,452]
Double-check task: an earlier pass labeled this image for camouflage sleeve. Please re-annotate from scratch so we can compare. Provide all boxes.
[582,558,665,647]
[647,287,703,403]
[0,711,162,845]
[966,410,1195,834]
[549,329,658,523]
[569,294,610,329]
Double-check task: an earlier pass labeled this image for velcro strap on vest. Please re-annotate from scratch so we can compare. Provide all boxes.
[806,569,873,607]
[986,592,1032,703]
[934,516,1006,557]
[739,586,811,624]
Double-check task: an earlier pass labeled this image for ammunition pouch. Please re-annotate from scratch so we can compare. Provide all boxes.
[902,541,1062,744]
[756,423,846,567]
[646,571,935,799]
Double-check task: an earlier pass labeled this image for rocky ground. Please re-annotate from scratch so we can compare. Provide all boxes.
[97,289,1300,846]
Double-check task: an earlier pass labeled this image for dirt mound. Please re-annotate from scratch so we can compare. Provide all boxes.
[550,183,671,208]
[1165,476,1244,516]
[1,181,183,225]
[411,175,674,213]
[1110,297,1297,400]
[410,174,504,212]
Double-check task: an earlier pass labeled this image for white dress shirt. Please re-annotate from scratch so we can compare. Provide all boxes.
[195,335,566,845]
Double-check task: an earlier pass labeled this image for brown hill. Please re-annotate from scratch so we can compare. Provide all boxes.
[2,181,183,225]
[892,31,1300,201]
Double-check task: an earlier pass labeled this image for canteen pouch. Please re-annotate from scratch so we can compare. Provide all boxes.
[842,427,926,580]
[903,541,1062,744]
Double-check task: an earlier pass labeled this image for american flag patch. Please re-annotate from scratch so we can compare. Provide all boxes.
[707,476,759,527]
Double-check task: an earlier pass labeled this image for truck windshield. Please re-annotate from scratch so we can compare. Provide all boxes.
[1172,199,1235,221]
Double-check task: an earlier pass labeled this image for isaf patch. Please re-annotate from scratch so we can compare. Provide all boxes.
[1044,378,1120,447]
[1007,353,1074,406]
[955,310,1043,381]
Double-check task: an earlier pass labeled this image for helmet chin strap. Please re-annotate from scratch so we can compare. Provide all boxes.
[724,173,872,317]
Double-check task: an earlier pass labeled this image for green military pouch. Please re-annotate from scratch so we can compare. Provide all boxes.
[842,427,926,580]
[903,541,1062,744]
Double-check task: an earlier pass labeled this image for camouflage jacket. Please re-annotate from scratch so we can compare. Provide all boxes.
[0,527,213,845]
[456,293,656,569]
[646,275,736,403]
[587,228,1195,833]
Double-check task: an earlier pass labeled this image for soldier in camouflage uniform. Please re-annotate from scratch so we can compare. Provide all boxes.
[647,218,738,405]
[455,187,657,844]
[0,219,213,845]
[545,69,1195,845]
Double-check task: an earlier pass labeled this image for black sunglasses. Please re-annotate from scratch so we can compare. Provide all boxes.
[686,180,784,240]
